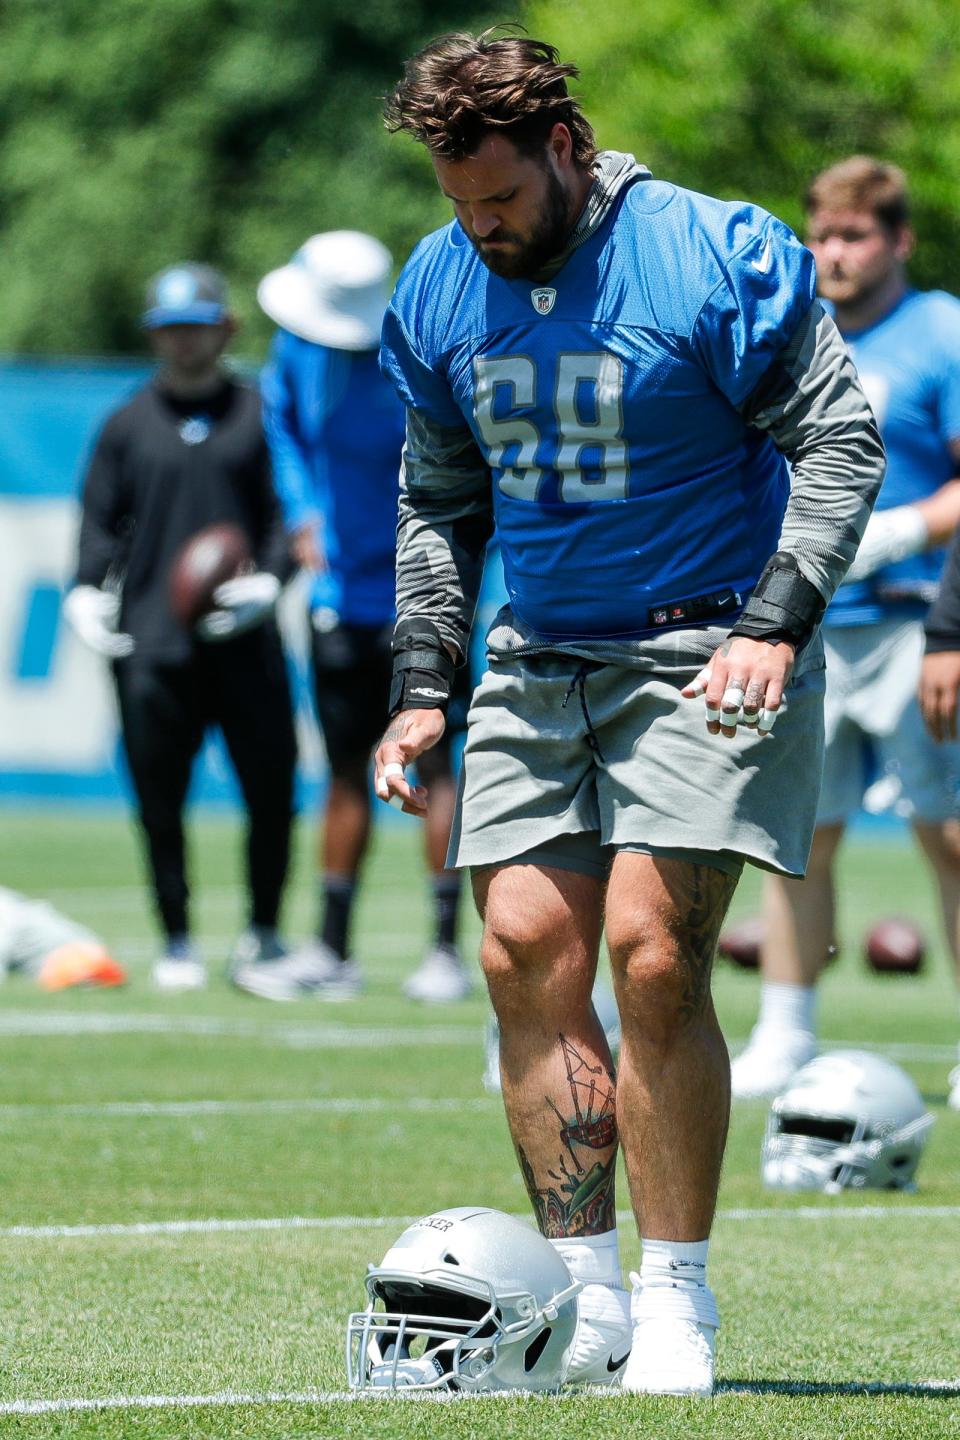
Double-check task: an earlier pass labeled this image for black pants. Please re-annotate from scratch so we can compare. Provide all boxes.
[310,616,471,787]
[114,625,297,940]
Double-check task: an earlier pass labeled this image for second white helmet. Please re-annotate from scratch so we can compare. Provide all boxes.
[762,1050,933,1193]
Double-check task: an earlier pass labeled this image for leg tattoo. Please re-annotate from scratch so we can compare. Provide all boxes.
[517,1033,618,1237]
[666,864,739,1025]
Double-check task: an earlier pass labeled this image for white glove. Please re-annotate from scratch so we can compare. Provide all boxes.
[842,505,928,585]
[195,571,281,642]
[62,586,134,658]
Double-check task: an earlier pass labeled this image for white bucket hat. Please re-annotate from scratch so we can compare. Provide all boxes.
[257,230,393,350]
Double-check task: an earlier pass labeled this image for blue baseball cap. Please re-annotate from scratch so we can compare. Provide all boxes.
[142,263,229,328]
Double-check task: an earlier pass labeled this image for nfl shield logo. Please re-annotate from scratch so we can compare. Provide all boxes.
[531,287,556,315]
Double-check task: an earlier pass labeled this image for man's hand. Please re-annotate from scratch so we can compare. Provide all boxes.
[919,650,960,742]
[291,521,326,573]
[681,636,796,739]
[195,572,281,642]
[842,505,928,585]
[373,708,447,817]
[62,585,134,658]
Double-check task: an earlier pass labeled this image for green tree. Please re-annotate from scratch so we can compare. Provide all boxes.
[0,0,507,356]
[528,0,960,291]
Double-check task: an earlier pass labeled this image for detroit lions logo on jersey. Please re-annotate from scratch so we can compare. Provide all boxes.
[178,416,212,446]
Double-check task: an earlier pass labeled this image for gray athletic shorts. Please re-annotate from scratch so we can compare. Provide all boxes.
[448,627,826,879]
[819,618,960,824]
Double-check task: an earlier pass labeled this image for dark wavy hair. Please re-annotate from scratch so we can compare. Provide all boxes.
[384,29,597,168]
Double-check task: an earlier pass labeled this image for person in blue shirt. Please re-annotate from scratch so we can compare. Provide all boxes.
[732,158,960,1103]
[231,231,472,1004]
[371,33,882,1397]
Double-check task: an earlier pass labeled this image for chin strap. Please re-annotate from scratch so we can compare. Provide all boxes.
[728,551,825,649]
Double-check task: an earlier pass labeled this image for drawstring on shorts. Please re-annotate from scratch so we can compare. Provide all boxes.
[561,662,606,764]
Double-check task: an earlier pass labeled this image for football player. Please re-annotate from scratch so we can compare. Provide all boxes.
[63,265,297,990]
[733,159,960,1102]
[372,33,883,1396]
[231,232,473,1003]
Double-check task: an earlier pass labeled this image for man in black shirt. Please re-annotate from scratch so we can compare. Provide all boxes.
[63,264,297,990]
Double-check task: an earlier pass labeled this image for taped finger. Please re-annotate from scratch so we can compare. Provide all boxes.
[704,704,721,724]
[382,762,406,781]
[758,707,779,734]
[686,667,712,698]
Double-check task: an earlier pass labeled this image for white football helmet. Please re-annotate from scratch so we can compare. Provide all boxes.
[762,1050,934,1193]
[346,1206,582,1392]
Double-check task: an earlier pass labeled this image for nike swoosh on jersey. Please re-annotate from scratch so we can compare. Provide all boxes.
[751,238,773,273]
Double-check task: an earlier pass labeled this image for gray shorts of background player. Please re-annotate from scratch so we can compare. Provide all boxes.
[311,616,472,785]
[449,624,826,879]
[817,617,960,824]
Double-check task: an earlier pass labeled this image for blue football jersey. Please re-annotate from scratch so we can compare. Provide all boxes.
[262,331,405,625]
[382,176,816,640]
[824,289,960,627]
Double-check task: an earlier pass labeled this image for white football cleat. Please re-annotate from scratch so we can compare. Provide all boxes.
[731,1028,817,1100]
[621,1271,719,1396]
[152,939,206,993]
[232,941,361,1001]
[564,1282,632,1386]
[621,1315,717,1397]
[948,1063,960,1113]
[403,945,472,1003]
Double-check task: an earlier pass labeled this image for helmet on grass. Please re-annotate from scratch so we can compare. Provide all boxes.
[762,1050,933,1193]
[346,1206,581,1392]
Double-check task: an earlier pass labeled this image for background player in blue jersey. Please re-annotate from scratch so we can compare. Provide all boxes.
[231,231,473,1003]
[372,33,883,1396]
[733,158,960,1103]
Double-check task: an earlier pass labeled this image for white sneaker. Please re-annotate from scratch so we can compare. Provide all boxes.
[948,1064,960,1112]
[152,939,206,993]
[403,945,472,1003]
[564,1283,633,1385]
[621,1314,717,1396]
[232,941,361,1001]
[731,1028,817,1100]
[621,1271,719,1396]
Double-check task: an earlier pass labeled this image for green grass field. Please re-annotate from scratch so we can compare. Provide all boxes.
[0,810,957,1439]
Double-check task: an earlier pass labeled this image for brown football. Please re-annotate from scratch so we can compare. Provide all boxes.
[718,915,765,969]
[864,918,926,975]
[169,523,251,626]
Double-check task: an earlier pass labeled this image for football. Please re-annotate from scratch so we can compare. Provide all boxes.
[718,915,765,969]
[169,522,251,625]
[864,918,926,975]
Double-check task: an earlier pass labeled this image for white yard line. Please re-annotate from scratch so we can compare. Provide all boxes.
[0,1378,957,1414]
[1,1204,957,1241]
[0,1096,496,1119]
[0,1012,477,1047]
[0,1010,954,1061]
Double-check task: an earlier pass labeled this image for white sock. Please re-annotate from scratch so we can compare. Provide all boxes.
[550,1229,622,1288]
[639,1236,709,1291]
[755,980,816,1039]
[633,1237,719,1329]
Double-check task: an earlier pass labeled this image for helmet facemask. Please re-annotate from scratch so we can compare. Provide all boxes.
[762,1054,934,1194]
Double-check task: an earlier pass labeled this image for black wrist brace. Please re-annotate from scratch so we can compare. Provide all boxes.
[728,552,825,649]
[388,618,456,717]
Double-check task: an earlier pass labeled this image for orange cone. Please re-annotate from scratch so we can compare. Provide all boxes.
[37,942,128,991]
